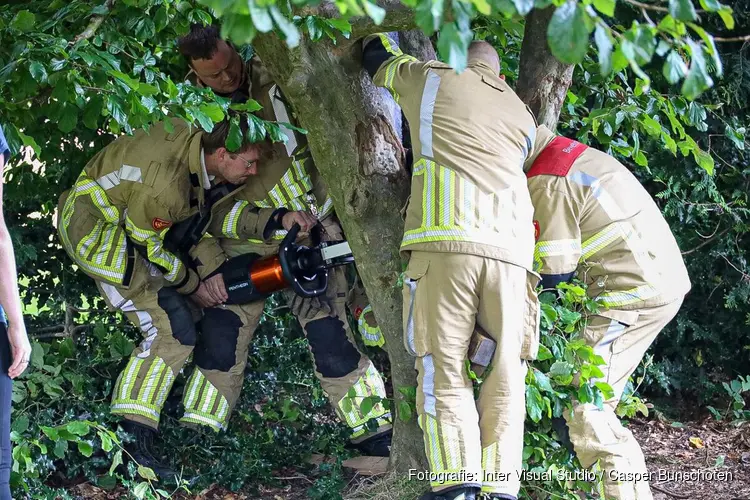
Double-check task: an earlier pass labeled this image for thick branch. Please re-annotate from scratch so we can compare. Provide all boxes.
[73,0,116,45]
[714,34,750,42]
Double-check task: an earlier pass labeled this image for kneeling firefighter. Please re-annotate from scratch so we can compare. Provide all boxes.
[57,116,276,478]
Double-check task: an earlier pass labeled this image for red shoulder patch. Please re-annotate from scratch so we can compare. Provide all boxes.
[354,306,363,320]
[526,136,588,179]
[533,220,540,241]
[152,218,172,231]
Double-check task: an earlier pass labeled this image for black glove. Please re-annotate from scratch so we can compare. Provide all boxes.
[284,288,334,320]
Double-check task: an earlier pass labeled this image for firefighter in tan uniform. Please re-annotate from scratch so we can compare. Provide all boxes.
[363,34,541,500]
[57,117,273,477]
[525,125,691,499]
[176,24,393,454]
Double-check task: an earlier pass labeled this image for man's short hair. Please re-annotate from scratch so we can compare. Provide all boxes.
[177,23,222,61]
[202,113,250,154]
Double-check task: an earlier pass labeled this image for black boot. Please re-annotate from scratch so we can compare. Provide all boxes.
[420,486,481,500]
[121,420,176,480]
[350,429,392,456]
[485,494,517,500]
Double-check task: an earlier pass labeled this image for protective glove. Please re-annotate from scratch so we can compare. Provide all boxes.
[284,289,333,320]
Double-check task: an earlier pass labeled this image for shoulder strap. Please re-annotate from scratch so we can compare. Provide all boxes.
[526,136,588,178]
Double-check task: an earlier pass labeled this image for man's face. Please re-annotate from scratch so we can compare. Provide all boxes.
[191,40,243,94]
[216,144,261,185]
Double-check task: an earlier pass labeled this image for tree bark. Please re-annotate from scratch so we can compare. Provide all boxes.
[398,29,437,61]
[253,34,428,472]
[516,7,575,130]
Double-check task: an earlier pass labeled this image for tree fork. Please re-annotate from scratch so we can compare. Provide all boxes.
[252,33,428,471]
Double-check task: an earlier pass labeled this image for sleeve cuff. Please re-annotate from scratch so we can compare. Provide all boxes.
[175,268,201,295]
[262,207,289,240]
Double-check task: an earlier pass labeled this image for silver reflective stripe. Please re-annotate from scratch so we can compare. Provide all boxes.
[269,84,298,157]
[594,319,626,357]
[95,164,143,191]
[406,278,418,355]
[419,70,441,158]
[422,354,437,417]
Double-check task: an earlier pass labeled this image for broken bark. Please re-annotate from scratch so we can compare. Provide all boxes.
[516,7,575,130]
[253,32,427,471]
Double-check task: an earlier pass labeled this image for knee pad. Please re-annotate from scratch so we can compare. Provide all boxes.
[305,316,361,378]
[157,287,197,346]
[193,308,242,372]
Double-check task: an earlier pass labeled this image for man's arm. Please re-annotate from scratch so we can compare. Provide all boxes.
[530,186,582,290]
[362,33,420,102]
[0,124,31,378]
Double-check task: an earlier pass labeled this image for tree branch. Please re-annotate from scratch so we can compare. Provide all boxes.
[622,0,669,13]
[72,0,116,45]
[296,0,414,39]
[681,226,731,255]
[714,35,750,42]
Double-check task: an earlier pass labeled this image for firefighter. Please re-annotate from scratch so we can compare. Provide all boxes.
[362,35,541,500]
[525,125,691,499]
[176,25,393,455]
[56,116,276,477]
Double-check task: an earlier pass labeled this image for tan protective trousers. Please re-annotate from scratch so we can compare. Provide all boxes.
[102,258,264,432]
[565,299,684,500]
[402,251,540,497]
[220,216,391,443]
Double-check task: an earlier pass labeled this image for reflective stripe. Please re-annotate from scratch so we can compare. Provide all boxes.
[382,54,417,103]
[111,402,160,422]
[184,370,205,411]
[597,284,660,308]
[181,412,225,431]
[222,200,248,239]
[401,159,530,251]
[336,362,390,429]
[535,239,582,258]
[95,164,143,191]
[269,85,298,157]
[358,305,385,347]
[138,358,165,405]
[319,195,334,218]
[482,441,498,472]
[116,358,144,401]
[422,354,437,417]
[419,70,441,158]
[405,279,418,356]
[581,223,628,260]
[419,413,445,478]
[125,215,182,282]
[570,171,623,220]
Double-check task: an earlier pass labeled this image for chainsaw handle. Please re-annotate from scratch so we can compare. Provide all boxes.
[279,223,328,298]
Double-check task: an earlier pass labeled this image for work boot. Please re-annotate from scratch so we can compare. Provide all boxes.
[419,486,481,500]
[121,420,176,480]
[484,494,517,500]
[350,429,392,456]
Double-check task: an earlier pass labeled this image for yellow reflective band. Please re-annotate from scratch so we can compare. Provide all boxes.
[155,366,175,408]
[180,411,225,432]
[597,284,661,308]
[535,239,582,259]
[137,358,165,405]
[222,200,249,239]
[116,358,144,402]
[419,413,446,477]
[183,369,206,411]
[482,442,498,471]
[581,222,630,261]
[125,216,182,282]
[358,305,385,347]
[111,400,161,422]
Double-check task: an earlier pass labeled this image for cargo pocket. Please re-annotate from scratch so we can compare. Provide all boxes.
[596,309,640,355]
[402,256,430,357]
[521,271,542,361]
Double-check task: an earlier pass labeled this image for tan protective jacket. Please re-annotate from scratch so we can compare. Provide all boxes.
[365,34,538,270]
[58,120,250,294]
[525,125,691,311]
[188,58,332,243]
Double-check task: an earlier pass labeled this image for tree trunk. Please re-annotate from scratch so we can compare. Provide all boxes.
[398,29,437,61]
[253,34,428,472]
[516,7,574,130]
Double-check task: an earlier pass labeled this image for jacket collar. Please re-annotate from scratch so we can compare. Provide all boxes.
[523,125,557,173]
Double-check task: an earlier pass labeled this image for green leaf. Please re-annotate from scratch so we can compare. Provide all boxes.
[718,6,734,29]
[640,116,662,137]
[622,25,656,66]
[671,421,685,428]
[663,50,688,84]
[547,1,591,65]
[109,332,134,359]
[533,369,555,393]
[398,386,417,401]
[106,96,129,128]
[635,150,648,166]
[269,6,301,48]
[512,0,534,16]
[98,474,117,490]
[138,465,158,481]
[30,341,44,369]
[536,344,553,361]
[54,439,68,459]
[226,116,243,152]
[133,482,149,500]
[11,10,36,32]
[669,0,697,22]
[29,61,48,83]
[360,396,375,417]
[681,40,713,100]
[109,449,123,475]
[697,0,721,10]
[41,426,59,441]
[67,421,90,436]
[248,1,273,32]
[327,18,352,36]
[11,415,29,434]
[688,23,722,77]
[594,381,615,400]
[724,125,745,151]
[549,361,574,379]
[77,441,93,458]
[398,400,413,421]
[59,106,78,134]
[362,0,387,24]
[18,131,41,158]
[594,25,614,76]
[191,108,215,133]
[230,100,263,113]
[525,385,544,422]
[437,22,472,72]
[694,148,714,174]
[98,431,113,452]
[715,454,725,467]
[593,0,615,17]
[199,103,225,122]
